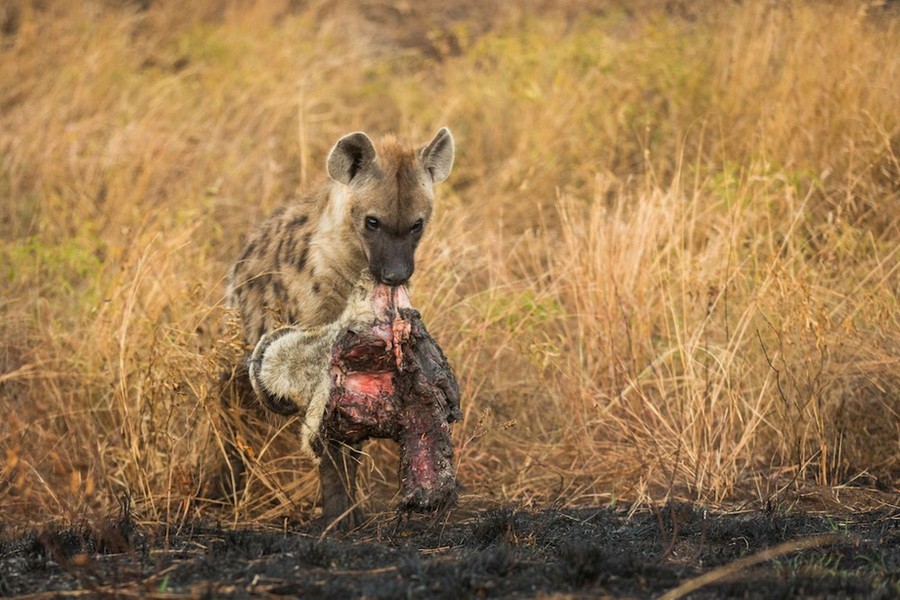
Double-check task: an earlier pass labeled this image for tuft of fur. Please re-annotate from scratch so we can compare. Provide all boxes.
[248,273,376,459]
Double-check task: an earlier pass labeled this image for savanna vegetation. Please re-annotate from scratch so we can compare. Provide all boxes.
[1,0,898,532]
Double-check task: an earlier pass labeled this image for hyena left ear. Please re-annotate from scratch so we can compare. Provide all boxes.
[328,132,377,185]
[420,127,454,183]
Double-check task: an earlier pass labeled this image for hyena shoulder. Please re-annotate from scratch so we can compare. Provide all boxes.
[227,188,331,344]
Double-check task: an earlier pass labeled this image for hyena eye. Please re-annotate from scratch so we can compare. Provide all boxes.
[365,216,380,231]
[410,219,424,233]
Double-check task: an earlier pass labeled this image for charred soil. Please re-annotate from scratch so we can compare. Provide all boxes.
[1,504,898,599]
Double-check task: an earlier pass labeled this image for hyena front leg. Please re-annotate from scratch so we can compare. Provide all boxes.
[318,441,365,531]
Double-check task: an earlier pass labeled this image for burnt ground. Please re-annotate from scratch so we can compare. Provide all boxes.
[1,504,898,599]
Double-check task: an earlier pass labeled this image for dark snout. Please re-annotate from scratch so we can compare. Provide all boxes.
[368,238,416,286]
[376,262,414,286]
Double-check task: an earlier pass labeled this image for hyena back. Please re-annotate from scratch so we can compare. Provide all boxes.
[224,128,454,530]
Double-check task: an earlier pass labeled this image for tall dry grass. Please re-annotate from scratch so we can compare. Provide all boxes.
[1,0,898,527]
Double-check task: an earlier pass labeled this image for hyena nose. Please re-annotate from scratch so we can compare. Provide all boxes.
[380,265,412,287]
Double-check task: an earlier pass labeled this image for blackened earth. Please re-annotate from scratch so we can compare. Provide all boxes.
[1,504,898,598]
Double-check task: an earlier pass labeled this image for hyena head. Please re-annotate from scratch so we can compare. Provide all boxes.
[326,128,454,286]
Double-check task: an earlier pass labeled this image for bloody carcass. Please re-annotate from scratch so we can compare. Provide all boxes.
[248,275,461,516]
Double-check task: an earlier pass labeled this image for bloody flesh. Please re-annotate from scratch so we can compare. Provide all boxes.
[324,284,461,512]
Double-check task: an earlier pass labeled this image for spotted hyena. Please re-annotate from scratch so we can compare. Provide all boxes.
[225,128,455,529]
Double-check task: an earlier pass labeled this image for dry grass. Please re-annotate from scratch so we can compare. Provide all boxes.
[1,0,898,527]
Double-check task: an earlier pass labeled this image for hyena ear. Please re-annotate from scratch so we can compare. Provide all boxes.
[327,131,377,185]
[420,127,454,183]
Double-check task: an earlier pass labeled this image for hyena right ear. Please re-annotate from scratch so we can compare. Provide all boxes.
[327,132,377,185]
[420,127,454,183]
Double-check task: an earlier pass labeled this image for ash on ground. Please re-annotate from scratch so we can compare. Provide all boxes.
[1,503,897,598]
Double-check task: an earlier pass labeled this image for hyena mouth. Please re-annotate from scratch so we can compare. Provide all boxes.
[324,282,461,513]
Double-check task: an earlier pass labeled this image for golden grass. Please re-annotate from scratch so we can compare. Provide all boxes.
[1,0,898,526]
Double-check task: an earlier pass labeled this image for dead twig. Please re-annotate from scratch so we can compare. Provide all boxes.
[659,533,857,600]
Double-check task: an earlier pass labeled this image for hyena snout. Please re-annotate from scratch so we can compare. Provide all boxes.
[375,260,413,287]
[368,237,417,286]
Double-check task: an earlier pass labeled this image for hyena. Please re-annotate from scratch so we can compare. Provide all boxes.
[225,128,454,529]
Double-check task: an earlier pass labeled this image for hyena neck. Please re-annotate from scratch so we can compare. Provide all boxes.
[311,185,368,297]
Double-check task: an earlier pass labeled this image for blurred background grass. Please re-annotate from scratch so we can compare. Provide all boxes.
[1,0,898,527]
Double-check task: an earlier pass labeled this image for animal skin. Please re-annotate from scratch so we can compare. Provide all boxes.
[249,272,461,514]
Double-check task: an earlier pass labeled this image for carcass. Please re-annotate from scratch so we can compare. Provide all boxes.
[247,273,461,518]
